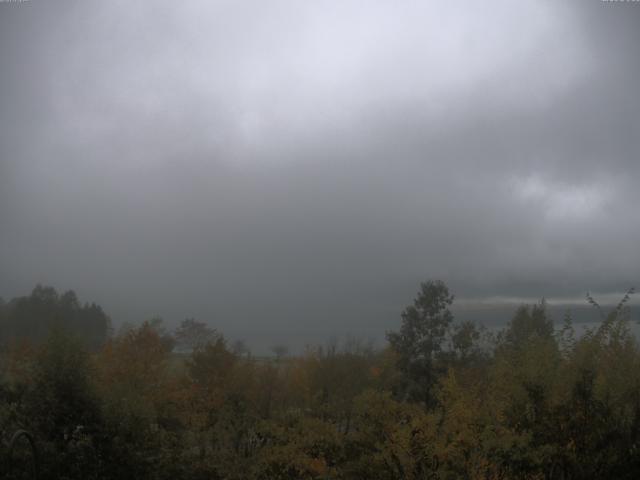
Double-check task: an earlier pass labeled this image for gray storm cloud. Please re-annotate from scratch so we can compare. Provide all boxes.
[1,0,639,350]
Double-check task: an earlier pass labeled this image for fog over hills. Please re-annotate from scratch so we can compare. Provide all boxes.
[1,1,639,352]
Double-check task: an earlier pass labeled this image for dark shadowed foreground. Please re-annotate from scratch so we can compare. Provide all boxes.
[1,282,640,479]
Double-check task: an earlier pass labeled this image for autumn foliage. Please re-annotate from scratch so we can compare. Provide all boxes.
[1,282,640,479]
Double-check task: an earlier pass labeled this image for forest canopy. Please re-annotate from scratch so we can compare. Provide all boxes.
[0,285,111,350]
[1,281,639,479]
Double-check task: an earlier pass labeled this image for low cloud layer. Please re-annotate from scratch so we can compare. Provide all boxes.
[1,1,639,350]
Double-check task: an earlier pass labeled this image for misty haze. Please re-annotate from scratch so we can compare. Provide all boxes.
[1,1,639,479]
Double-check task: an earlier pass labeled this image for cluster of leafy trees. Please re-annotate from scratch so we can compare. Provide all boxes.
[1,281,640,479]
[0,285,111,350]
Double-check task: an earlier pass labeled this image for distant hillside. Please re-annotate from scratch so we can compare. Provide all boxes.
[454,302,640,328]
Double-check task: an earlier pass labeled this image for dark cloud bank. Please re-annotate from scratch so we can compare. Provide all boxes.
[1,1,639,352]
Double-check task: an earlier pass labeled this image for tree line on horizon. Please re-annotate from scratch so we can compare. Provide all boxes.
[1,281,639,479]
[0,285,111,350]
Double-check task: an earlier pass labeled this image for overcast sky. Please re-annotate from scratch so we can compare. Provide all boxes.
[1,1,639,350]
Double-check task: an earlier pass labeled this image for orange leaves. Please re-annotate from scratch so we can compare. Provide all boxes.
[95,321,172,420]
